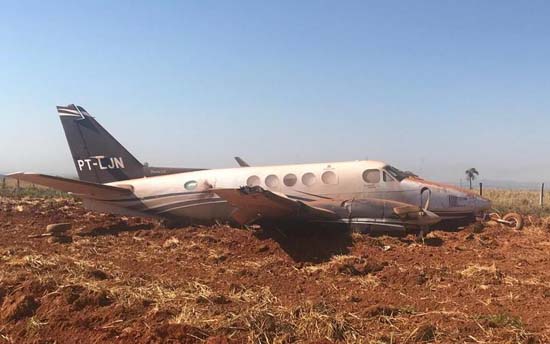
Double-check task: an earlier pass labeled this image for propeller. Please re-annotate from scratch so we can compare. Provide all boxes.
[393,187,440,225]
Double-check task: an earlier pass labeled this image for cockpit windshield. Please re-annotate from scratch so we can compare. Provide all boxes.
[383,165,417,182]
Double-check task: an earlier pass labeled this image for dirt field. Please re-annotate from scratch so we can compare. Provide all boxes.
[1,196,550,343]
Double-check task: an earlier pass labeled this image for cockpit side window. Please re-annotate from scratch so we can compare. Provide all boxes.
[362,169,380,183]
[383,171,396,182]
[384,165,414,182]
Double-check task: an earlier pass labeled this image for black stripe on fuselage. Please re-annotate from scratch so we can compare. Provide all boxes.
[286,195,315,202]
[296,190,333,200]
[153,200,228,215]
[432,210,475,216]
[100,191,208,203]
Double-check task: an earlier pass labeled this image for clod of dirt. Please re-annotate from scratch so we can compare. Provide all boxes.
[332,256,385,276]
[87,268,110,280]
[61,285,112,309]
[211,294,231,305]
[348,295,362,303]
[415,324,436,342]
[208,253,228,263]
[523,335,541,344]
[48,235,73,244]
[46,223,72,234]
[366,305,400,317]
[472,222,485,233]
[245,312,294,342]
[0,286,6,305]
[257,244,270,253]
[229,283,246,294]
[424,233,444,246]
[76,291,112,309]
[1,293,40,322]
[199,235,220,244]
[206,336,230,344]
[163,237,181,249]
[151,323,209,342]
[416,271,429,285]
[375,336,393,344]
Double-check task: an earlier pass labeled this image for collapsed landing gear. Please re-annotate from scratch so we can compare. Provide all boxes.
[416,226,430,243]
[484,212,524,231]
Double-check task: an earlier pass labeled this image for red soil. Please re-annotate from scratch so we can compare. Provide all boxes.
[1,197,549,343]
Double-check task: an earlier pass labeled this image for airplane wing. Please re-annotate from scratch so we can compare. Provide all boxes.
[234,157,250,167]
[213,186,338,225]
[7,173,133,199]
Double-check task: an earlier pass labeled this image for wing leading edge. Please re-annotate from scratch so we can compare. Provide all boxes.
[213,186,338,225]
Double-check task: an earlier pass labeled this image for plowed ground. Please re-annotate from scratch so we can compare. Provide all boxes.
[1,197,550,343]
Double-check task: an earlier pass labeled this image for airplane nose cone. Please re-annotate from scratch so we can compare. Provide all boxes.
[475,196,492,212]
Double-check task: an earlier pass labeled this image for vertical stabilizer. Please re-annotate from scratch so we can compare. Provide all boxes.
[57,104,144,183]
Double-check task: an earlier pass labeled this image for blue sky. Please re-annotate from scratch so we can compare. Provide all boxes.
[1,0,549,182]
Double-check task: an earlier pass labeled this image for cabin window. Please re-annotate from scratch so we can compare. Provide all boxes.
[283,174,297,187]
[362,169,380,184]
[265,175,279,188]
[321,171,337,185]
[302,172,316,186]
[247,175,261,187]
[184,180,198,190]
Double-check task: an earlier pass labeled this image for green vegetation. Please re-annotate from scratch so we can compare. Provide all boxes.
[0,178,69,198]
[464,168,479,190]
[484,188,550,216]
[480,313,523,329]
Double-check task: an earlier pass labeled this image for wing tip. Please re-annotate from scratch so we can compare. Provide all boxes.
[6,172,28,178]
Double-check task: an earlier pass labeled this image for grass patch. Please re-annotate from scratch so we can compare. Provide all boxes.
[481,313,523,329]
[485,188,550,216]
[0,186,69,199]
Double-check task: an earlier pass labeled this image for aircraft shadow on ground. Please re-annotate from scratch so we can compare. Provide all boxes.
[254,225,352,264]
[79,223,154,237]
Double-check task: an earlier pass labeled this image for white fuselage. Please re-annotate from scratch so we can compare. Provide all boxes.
[82,160,491,223]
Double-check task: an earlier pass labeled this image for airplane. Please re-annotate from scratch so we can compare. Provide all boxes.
[9,104,497,236]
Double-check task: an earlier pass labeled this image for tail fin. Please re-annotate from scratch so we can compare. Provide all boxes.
[57,104,144,184]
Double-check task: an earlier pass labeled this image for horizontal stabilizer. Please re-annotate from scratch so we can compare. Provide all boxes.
[7,173,133,199]
[214,186,337,225]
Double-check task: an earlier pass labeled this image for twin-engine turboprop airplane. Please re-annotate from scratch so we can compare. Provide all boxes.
[10,105,493,234]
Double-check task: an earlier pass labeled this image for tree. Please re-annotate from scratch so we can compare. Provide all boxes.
[465,168,479,190]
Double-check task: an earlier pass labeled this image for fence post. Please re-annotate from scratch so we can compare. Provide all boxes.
[479,182,483,196]
[16,179,20,192]
[541,183,545,208]
[1,177,5,190]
